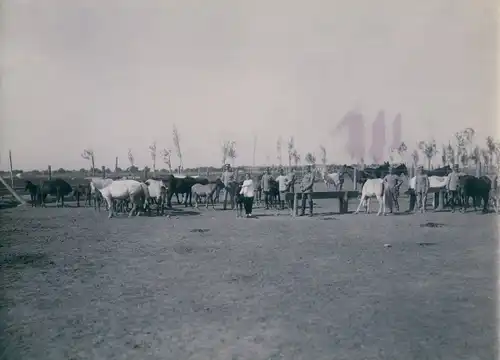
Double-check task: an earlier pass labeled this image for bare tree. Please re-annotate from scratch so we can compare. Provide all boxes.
[276,137,283,166]
[81,149,95,176]
[227,141,237,166]
[463,127,475,158]
[441,144,447,166]
[161,148,172,173]
[396,142,407,164]
[305,152,316,166]
[149,141,157,175]
[221,141,230,166]
[418,140,438,169]
[127,148,135,172]
[445,143,455,166]
[172,124,183,172]
[470,145,481,167]
[287,137,295,169]
[486,136,498,168]
[411,149,419,167]
[319,145,327,167]
[292,150,301,167]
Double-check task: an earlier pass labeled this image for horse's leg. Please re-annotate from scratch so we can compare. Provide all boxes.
[354,197,365,214]
[377,195,383,216]
[482,194,489,213]
[128,197,137,217]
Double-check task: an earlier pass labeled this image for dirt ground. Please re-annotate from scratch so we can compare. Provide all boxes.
[0,199,497,360]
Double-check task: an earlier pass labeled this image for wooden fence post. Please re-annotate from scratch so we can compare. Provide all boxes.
[8,150,14,188]
[115,157,118,173]
[353,167,357,191]
[48,165,52,180]
[102,166,106,179]
[143,168,148,179]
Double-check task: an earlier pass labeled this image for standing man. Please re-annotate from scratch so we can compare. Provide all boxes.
[260,167,273,210]
[222,164,235,210]
[414,165,430,213]
[382,167,403,214]
[445,164,461,213]
[286,167,297,210]
[276,168,288,210]
[299,165,315,216]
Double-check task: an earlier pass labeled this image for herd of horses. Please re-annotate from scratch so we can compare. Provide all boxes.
[20,163,499,218]
[22,173,281,218]
[323,163,498,214]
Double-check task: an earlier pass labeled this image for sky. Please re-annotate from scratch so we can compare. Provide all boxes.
[0,0,497,170]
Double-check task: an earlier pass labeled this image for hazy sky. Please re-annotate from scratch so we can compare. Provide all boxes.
[1,0,497,170]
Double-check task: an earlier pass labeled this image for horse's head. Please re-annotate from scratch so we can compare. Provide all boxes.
[214,178,225,190]
[392,164,408,176]
[24,180,36,192]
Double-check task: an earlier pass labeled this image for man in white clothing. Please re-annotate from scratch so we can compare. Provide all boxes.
[275,168,288,210]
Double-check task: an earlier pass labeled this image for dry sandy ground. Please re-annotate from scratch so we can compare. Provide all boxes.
[0,200,497,360]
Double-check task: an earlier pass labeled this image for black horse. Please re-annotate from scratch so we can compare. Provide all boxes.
[345,163,408,185]
[427,165,452,177]
[459,175,491,213]
[165,175,209,208]
[24,180,40,207]
[39,178,73,207]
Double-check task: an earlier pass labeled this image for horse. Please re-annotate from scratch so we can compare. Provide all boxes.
[144,179,167,216]
[354,179,386,216]
[24,180,40,207]
[98,180,150,218]
[345,163,408,186]
[87,177,114,211]
[165,175,209,208]
[191,178,225,209]
[459,175,491,213]
[72,183,92,207]
[427,165,452,177]
[322,168,347,191]
[39,179,73,207]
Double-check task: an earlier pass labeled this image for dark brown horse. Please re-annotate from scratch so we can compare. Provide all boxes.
[39,178,73,207]
[24,180,40,207]
[72,183,92,207]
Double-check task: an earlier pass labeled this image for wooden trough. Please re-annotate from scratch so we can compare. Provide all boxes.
[286,191,360,216]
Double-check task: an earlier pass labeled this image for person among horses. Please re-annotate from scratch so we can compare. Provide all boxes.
[260,167,274,210]
[382,166,402,214]
[445,164,461,213]
[222,163,235,210]
[299,165,315,217]
[239,172,255,217]
[275,168,288,210]
[414,165,430,213]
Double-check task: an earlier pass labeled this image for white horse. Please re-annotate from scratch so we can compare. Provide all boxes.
[144,179,167,215]
[98,180,150,218]
[322,171,342,190]
[86,177,114,210]
[354,179,386,216]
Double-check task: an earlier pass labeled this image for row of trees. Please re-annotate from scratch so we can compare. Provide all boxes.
[269,128,500,171]
[74,127,500,175]
[81,124,184,175]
